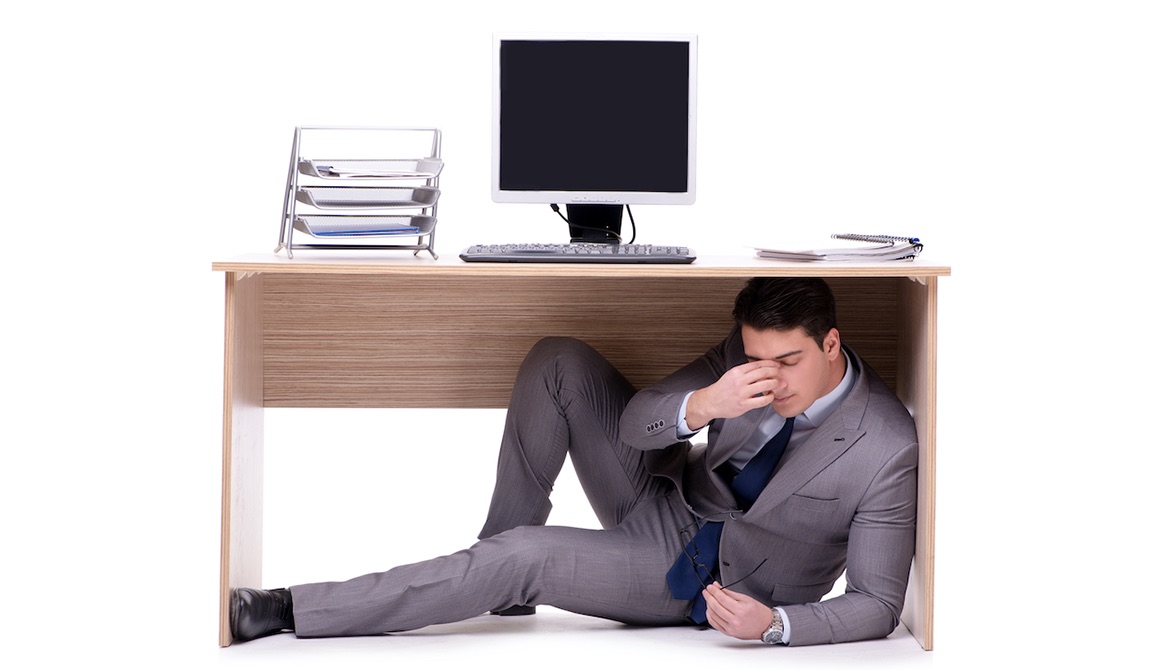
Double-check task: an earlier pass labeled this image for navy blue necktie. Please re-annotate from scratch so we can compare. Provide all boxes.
[665,416,794,623]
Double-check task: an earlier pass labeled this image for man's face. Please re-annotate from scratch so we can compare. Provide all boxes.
[741,324,844,418]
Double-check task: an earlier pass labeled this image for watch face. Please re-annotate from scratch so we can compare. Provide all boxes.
[762,610,785,644]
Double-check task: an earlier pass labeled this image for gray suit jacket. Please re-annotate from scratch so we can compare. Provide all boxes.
[619,328,918,646]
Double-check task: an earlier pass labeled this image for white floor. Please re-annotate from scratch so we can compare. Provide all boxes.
[12,403,1157,669]
[200,409,938,669]
[214,610,933,670]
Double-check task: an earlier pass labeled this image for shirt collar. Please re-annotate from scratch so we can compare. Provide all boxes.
[800,347,856,428]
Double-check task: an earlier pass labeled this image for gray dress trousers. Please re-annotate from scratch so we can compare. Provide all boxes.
[290,337,695,637]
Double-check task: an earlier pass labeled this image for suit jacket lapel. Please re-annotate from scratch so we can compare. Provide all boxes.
[708,406,773,468]
[745,359,874,519]
[746,422,864,518]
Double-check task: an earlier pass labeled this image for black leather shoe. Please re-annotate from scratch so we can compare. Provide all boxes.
[491,604,536,616]
[231,588,295,642]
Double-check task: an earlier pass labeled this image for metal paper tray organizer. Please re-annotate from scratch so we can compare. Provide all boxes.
[276,127,444,259]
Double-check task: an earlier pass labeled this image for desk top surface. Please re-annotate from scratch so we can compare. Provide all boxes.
[212,253,951,278]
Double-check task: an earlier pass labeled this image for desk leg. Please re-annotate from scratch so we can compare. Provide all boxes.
[898,276,938,650]
[219,272,265,646]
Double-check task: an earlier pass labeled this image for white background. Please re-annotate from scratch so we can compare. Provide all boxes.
[2,1,1167,667]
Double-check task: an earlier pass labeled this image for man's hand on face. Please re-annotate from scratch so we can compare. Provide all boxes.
[685,360,780,431]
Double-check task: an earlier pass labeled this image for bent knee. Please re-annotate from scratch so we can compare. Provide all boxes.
[526,336,596,362]
[522,337,607,375]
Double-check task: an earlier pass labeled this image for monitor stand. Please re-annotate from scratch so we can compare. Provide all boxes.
[566,204,623,243]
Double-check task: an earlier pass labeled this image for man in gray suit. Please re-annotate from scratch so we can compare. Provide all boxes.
[232,277,918,647]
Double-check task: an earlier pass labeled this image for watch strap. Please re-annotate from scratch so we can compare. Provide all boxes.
[761,607,785,644]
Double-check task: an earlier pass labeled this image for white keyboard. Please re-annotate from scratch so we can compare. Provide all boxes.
[460,243,696,264]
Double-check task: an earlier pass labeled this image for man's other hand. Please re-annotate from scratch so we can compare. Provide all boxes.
[702,582,773,642]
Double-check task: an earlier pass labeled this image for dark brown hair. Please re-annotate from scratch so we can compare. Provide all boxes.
[732,277,838,348]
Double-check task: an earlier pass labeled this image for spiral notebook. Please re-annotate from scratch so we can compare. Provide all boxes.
[755,234,923,262]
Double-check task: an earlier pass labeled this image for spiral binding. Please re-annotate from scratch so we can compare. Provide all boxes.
[832,233,922,245]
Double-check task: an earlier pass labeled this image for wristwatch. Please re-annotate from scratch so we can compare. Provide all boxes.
[761,608,785,645]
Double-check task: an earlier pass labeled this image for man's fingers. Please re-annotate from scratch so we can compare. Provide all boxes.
[702,588,731,632]
[704,583,735,611]
[739,361,781,382]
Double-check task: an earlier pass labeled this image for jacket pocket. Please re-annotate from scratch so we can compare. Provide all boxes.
[775,495,844,546]
[784,494,840,515]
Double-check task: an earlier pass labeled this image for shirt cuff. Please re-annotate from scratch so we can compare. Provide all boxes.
[676,391,700,439]
[775,607,792,645]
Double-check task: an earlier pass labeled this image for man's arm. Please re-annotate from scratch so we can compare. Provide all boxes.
[621,328,778,450]
[699,438,917,646]
[619,334,731,451]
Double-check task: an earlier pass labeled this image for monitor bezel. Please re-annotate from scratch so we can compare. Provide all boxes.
[490,32,699,208]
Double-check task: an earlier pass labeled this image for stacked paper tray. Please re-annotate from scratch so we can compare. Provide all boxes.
[298,158,444,180]
[293,215,437,238]
[296,186,440,208]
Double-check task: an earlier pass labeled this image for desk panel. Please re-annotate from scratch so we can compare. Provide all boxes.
[261,275,900,407]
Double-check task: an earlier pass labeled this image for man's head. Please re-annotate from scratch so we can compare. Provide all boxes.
[732,278,846,418]
[732,277,838,348]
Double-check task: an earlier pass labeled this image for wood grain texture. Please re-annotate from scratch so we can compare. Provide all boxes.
[897,276,938,651]
[214,253,951,279]
[220,272,265,646]
[260,275,902,408]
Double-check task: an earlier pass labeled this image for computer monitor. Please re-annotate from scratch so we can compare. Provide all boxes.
[491,33,698,242]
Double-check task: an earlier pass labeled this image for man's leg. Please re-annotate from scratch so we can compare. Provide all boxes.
[233,336,692,641]
[479,337,670,539]
[291,495,692,637]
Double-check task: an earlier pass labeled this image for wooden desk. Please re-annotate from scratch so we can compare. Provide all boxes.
[213,254,949,649]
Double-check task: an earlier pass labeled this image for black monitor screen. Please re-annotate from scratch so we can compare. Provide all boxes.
[498,39,692,194]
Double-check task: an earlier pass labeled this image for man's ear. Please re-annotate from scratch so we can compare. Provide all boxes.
[822,328,842,358]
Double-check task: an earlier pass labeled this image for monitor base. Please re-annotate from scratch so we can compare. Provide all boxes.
[566,204,623,243]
